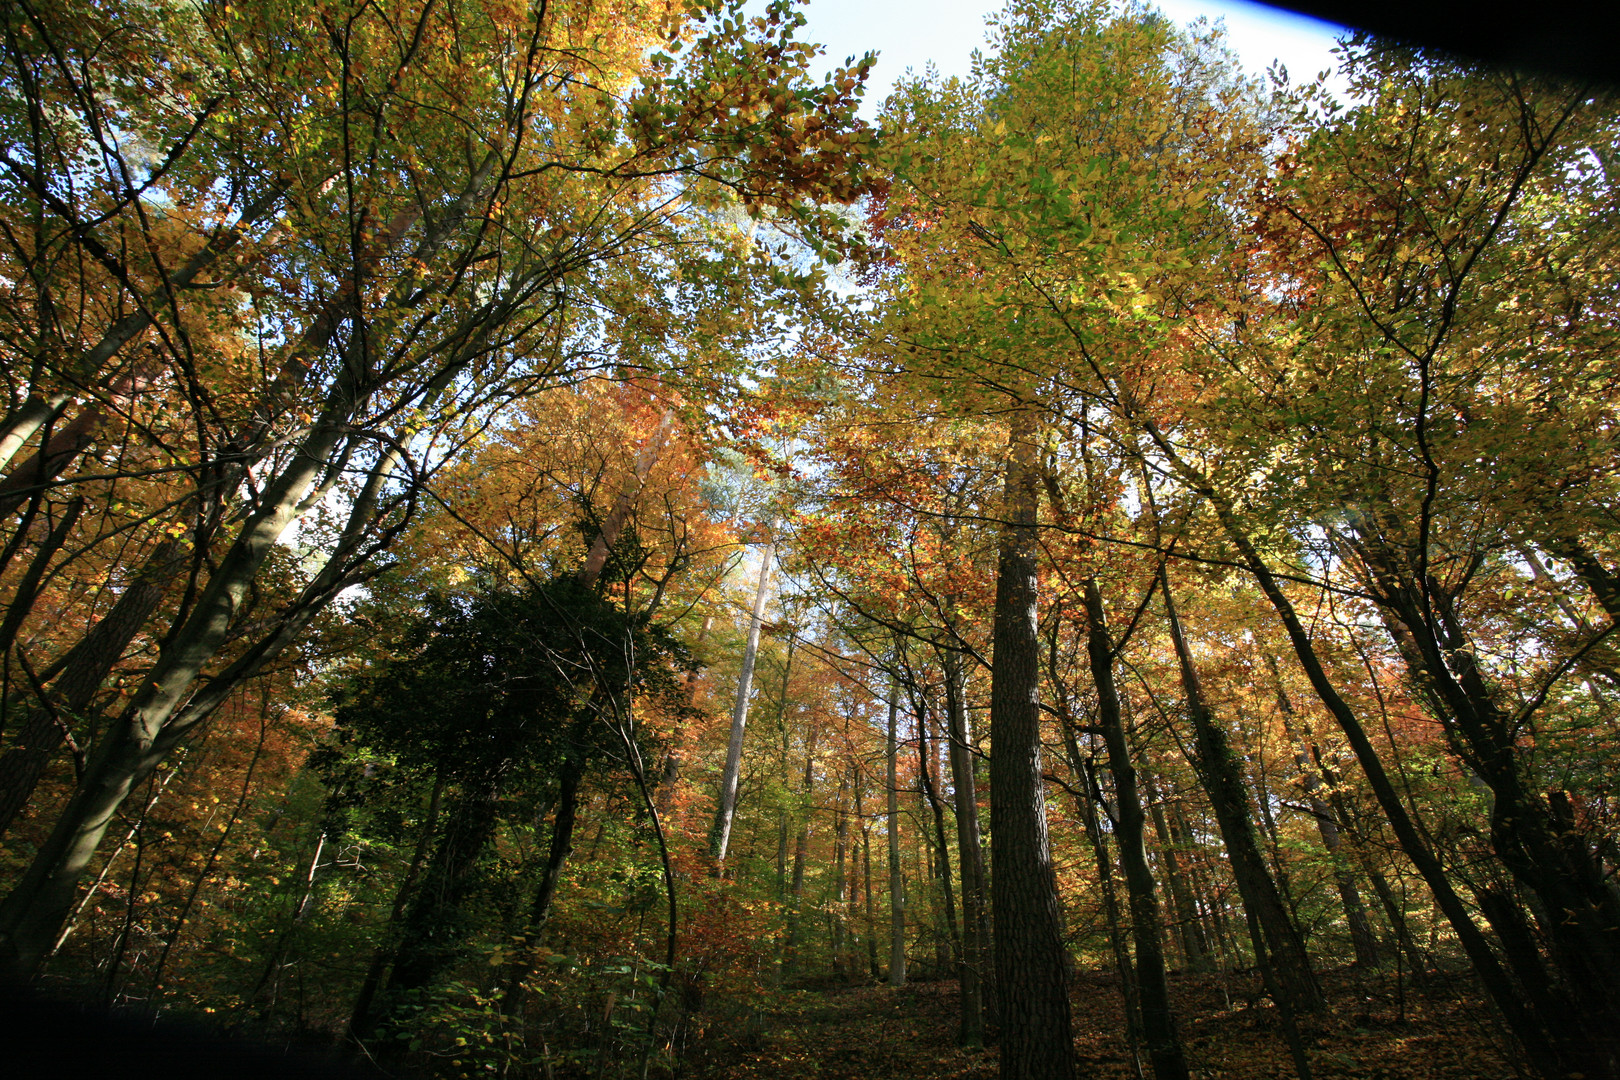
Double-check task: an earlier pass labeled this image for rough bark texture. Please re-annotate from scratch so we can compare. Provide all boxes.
[989,413,1074,1080]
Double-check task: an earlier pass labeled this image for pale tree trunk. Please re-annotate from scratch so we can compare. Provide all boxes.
[0,424,395,979]
[857,774,880,981]
[988,407,1074,1080]
[710,534,775,866]
[0,181,294,475]
[887,686,906,987]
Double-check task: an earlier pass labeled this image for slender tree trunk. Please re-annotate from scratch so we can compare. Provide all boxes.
[859,776,881,981]
[887,687,907,986]
[502,761,583,1015]
[785,722,818,970]
[1064,733,1143,1079]
[831,768,850,977]
[350,771,447,1040]
[1160,570,1321,1015]
[1084,578,1189,1080]
[943,648,989,1044]
[915,694,961,969]
[711,535,775,866]
[1266,656,1380,967]
[1143,773,1210,974]
[1157,439,1586,1078]
[989,409,1074,1080]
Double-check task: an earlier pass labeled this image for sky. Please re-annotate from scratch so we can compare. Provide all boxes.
[748,0,1353,113]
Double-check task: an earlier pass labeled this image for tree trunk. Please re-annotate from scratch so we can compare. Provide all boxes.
[943,647,990,1044]
[887,686,907,986]
[1159,569,1322,1015]
[1266,655,1380,967]
[1085,578,1189,1080]
[989,409,1074,1080]
[711,535,775,865]
[1142,773,1210,974]
[831,768,850,976]
[0,541,184,839]
[915,691,961,970]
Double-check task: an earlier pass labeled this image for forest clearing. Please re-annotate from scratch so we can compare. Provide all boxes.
[1,0,1617,1078]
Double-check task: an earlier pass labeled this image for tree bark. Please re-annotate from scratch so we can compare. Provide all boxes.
[1085,577,1189,1080]
[943,647,990,1043]
[989,409,1074,1080]
[1159,569,1322,1014]
[887,686,907,986]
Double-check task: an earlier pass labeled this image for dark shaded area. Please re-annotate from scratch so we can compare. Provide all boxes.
[0,988,401,1079]
[1261,0,1620,85]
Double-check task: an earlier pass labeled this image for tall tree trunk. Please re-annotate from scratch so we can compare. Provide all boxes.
[831,768,850,976]
[1266,655,1380,968]
[501,761,583,1016]
[1142,773,1210,974]
[349,771,447,1040]
[858,774,881,981]
[711,535,775,866]
[1083,578,1188,1080]
[1154,436,1587,1078]
[1063,729,1144,1078]
[1159,570,1322,1015]
[943,647,989,1044]
[0,541,184,839]
[989,409,1074,1080]
[886,686,907,986]
[915,692,961,969]
[785,722,819,969]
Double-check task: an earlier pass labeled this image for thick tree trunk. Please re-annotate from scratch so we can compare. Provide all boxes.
[0,541,184,839]
[989,410,1074,1080]
[1085,578,1189,1080]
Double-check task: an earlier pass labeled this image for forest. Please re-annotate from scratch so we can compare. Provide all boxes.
[0,0,1616,1078]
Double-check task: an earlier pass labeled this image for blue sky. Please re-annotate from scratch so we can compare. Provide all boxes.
[751,0,1352,113]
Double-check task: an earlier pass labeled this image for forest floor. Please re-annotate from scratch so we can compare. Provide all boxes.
[681,967,1520,1080]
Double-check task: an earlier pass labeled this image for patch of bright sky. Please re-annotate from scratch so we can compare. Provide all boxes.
[753,0,1352,115]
